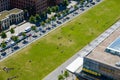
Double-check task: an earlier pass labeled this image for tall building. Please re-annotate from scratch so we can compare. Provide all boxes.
[10,0,48,15]
[82,23,120,80]
[48,0,63,6]
[0,0,10,12]
[0,0,64,14]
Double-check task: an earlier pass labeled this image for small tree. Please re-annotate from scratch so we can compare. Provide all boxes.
[11,36,18,42]
[55,5,59,12]
[41,21,45,27]
[74,5,78,10]
[1,41,6,49]
[47,7,52,14]
[1,32,7,39]
[21,32,26,37]
[10,28,15,35]
[21,32,27,41]
[51,16,56,21]
[31,26,36,32]
[45,19,50,24]
[58,75,64,80]
[80,0,84,5]
[36,14,41,22]
[62,10,66,16]
[63,0,69,7]
[64,70,69,78]
[65,9,69,14]
[29,15,36,23]
[57,13,61,18]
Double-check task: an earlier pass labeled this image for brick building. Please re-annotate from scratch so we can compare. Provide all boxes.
[10,0,48,15]
[0,0,63,14]
[48,0,63,6]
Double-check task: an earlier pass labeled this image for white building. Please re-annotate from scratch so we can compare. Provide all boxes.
[0,8,24,31]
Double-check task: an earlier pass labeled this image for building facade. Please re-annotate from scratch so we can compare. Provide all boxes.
[0,8,24,31]
[0,0,10,12]
[83,58,120,80]
[0,0,64,14]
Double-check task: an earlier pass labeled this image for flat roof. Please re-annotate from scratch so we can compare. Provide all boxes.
[86,21,120,69]
[66,57,83,73]
[0,8,22,21]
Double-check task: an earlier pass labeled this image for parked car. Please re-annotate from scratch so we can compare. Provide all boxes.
[1,52,6,56]
[25,27,31,33]
[57,21,62,24]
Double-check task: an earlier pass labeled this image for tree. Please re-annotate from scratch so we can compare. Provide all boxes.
[62,10,66,16]
[36,14,41,22]
[21,32,26,37]
[65,9,69,14]
[74,5,78,10]
[63,0,69,7]
[55,5,59,12]
[1,41,6,49]
[10,28,15,35]
[51,6,56,12]
[21,32,27,41]
[51,6,59,12]
[64,70,69,78]
[31,26,36,32]
[51,16,56,21]
[58,75,64,80]
[45,19,50,24]
[11,36,18,42]
[56,13,61,18]
[29,15,36,23]
[41,11,47,19]
[41,21,45,27]
[1,32,7,39]
[80,0,85,5]
[47,7,52,14]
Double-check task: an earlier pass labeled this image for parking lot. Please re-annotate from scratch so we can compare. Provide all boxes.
[0,22,34,42]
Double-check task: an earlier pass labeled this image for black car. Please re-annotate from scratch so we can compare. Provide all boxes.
[57,21,62,24]
[91,2,95,5]
[1,52,6,56]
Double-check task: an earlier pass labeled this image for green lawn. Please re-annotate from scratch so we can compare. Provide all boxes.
[0,0,120,80]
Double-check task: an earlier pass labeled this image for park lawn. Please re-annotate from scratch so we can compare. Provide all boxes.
[0,0,120,80]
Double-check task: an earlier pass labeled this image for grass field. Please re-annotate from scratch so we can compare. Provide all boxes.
[0,0,120,80]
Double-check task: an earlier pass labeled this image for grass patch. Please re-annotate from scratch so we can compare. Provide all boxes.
[0,0,120,80]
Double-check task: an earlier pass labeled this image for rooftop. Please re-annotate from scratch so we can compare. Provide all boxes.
[0,8,22,21]
[86,23,120,69]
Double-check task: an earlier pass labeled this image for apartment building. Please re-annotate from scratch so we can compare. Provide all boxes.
[0,8,24,31]
[0,0,10,12]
